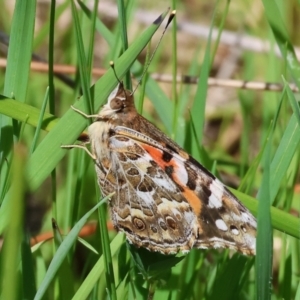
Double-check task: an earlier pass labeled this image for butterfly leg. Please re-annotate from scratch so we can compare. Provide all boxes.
[61,143,96,160]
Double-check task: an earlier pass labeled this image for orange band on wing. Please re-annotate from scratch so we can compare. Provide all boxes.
[142,144,169,169]
[142,144,202,216]
[181,187,201,216]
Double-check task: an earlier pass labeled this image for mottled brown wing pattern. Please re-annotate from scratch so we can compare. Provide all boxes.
[66,83,256,256]
[101,127,256,255]
[93,133,199,254]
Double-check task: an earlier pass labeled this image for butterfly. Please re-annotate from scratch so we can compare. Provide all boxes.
[63,82,256,255]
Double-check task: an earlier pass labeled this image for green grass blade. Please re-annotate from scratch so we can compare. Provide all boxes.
[0,96,58,133]
[48,0,55,115]
[71,0,93,115]
[0,0,36,202]
[171,2,178,138]
[21,234,37,299]
[3,0,36,101]
[96,179,117,300]
[0,144,26,300]
[279,247,292,300]
[30,88,49,154]
[262,0,300,90]
[208,255,251,299]
[190,2,221,148]
[295,281,300,300]
[52,219,75,299]
[72,234,124,300]
[33,194,111,300]
[144,77,173,134]
[256,128,273,300]
[117,0,131,89]
[86,0,98,74]
[270,114,300,203]
[284,77,300,126]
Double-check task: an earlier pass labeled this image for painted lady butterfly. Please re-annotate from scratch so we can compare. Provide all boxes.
[63,82,256,256]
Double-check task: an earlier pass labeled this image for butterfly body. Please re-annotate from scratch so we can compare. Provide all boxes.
[78,83,256,255]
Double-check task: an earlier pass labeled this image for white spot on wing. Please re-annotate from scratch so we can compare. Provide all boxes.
[136,190,155,207]
[208,179,224,209]
[183,210,196,224]
[151,176,177,191]
[215,219,228,231]
[174,162,188,185]
[231,227,239,235]
[241,212,257,228]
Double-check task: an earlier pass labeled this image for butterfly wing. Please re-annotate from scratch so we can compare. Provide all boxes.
[99,126,256,255]
[96,134,199,254]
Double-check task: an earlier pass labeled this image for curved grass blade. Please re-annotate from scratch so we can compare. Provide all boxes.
[72,234,125,300]
[33,194,112,300]
[0,96,58,133]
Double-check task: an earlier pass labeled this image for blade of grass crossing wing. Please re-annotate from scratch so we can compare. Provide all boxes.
[33,194,111,300]
[52,219,75,299]
[26,9,170,191]
[72,234,125,300]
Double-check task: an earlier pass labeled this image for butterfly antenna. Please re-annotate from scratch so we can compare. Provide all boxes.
[110,61,122,84]
[131,10,176,95]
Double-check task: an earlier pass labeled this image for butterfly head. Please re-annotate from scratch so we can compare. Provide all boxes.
[98,83,137,120]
